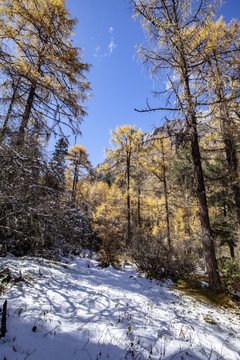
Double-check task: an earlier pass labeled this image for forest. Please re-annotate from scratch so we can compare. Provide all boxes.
[0,0,240,299]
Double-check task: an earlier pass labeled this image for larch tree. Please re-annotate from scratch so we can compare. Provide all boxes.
[103,125,142,244]
[130,149,148,229]
[142,137,174,258]
[66,145,92,204]
[130,0,222,290]
[92,183,126,263]
[0,8,24,143]
[0,0,90,144]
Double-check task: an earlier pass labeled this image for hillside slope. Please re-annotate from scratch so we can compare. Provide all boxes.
[0,255,239,360]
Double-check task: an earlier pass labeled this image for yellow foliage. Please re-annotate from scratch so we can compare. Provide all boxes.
[75,180,110,213]
[105,124,142,159]
[92,183,126,262]
[0,0,90,138]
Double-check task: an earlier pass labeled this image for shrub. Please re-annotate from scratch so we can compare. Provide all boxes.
[218,257,240,292]
[130,231,195,280]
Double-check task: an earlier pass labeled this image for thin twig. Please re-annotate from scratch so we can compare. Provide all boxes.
[44,325,59,337]
[24,349,36,359]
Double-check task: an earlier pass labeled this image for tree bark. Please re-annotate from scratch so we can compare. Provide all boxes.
[137,186,141,227]
[126,153,131,244]
[17,83,36,144]
[72,161,79,203]
[181,66,222,291]
[161,140,172,257]
[189,120,221,290]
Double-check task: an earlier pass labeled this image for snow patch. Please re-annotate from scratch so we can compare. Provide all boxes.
[0,256,239,360]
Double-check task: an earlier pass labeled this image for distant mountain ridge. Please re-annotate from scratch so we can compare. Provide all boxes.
[142,110,215,146]
[142,118,187,146]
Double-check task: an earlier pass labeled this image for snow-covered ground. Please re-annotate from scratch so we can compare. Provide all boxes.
[0,255,239,360]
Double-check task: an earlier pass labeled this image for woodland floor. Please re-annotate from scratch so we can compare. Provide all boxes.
[0,254,240,360]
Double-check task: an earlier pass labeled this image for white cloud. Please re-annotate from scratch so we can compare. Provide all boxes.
[108,40,116,54]
[93,45,102,58]
[94,45,101,53]
[92,29,117,60]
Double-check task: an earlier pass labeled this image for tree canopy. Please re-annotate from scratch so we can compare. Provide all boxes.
[0,0,91,144]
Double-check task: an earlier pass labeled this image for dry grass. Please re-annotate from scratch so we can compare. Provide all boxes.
[174,275,240,311]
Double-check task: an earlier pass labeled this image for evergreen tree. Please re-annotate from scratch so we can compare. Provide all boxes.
[66,145,92,203]
[44,138,68,194]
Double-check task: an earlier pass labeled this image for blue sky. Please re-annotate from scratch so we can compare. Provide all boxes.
[64,0,240,167]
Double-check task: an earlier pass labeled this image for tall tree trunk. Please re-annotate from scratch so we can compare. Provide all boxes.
[161,140,172,257]
[229,244,235,259]
[17,83,36,144]
[137,185,141,227]
[182,70,222,291]
[72,161,79,203]
[185,193,192,238]
[0,78,20,143]
[189,120,221,290]
[126,153,131,244]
